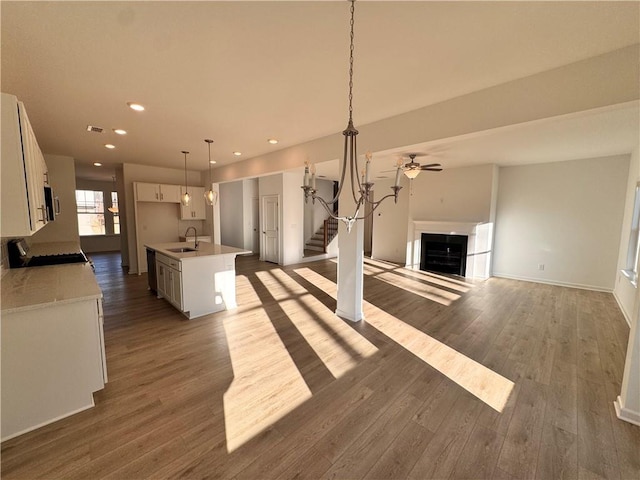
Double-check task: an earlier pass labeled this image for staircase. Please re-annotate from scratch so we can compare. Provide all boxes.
[305,217,338,254]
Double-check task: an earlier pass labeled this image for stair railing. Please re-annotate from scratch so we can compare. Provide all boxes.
[323,217,339,253]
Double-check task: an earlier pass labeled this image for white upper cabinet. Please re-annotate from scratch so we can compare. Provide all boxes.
[180,186,206,220]
[1,93,49,237]
[135,183,181,203]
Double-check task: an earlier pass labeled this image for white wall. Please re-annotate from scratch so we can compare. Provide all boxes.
[242,178,258,251]
[493,155,630,290]
[371,177,411,263]
[282,171,304,265]
[31,155,79,245]
[122,163,203,274]
[410,164,497,223]
[614,147,640,323]
[220,181,244,248]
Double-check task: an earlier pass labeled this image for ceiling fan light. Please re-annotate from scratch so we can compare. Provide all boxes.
[404,169,420,179]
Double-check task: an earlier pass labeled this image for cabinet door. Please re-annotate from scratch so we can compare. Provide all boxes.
[169,267,183,309]
[191,186,206,220]
[180,186,206,220]
[156,262,167,298]
[159,184,181,203]
[136,183,160,202]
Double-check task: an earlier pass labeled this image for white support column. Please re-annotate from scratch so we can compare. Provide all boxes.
[615,298,640,426]
[336,218,364,322]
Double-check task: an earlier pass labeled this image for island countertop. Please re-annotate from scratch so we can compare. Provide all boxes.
[145,242,251,261]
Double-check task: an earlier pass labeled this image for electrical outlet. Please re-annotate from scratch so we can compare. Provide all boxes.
[538,264,545,271]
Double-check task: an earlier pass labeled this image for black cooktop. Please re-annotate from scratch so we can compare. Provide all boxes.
[7,239,89,268]
[27,252,88,267]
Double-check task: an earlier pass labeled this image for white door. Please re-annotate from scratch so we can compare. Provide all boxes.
[262,195,279,263]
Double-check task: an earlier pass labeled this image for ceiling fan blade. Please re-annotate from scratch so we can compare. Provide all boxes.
[420,167,443,171]
[380,169,397,173]
[420,163,441,168]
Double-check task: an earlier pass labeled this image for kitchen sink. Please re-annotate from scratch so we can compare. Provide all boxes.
[166,247,197,253]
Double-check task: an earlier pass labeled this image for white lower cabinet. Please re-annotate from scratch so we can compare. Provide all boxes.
[1,297,107,440]
[156,253,183,310]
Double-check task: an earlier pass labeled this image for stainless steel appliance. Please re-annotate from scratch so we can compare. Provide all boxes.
[43,186,60,222]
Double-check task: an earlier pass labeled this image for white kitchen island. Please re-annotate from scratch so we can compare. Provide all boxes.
[145,242,251,319]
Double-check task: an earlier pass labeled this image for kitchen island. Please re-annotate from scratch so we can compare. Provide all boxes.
[145,242,251,319]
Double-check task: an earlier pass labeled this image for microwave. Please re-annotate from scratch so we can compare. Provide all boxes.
[44,185,60,221]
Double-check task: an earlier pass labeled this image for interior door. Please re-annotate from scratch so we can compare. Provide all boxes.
[262,195,279,264]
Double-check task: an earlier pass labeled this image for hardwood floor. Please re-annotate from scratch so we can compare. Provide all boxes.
[2,253,638,479]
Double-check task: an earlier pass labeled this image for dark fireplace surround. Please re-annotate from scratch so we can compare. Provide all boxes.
[420,233,468,276]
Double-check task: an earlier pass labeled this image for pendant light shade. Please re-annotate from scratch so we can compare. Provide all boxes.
[107,175,119,213]
[181,150,191,206]
[204,139,217,206]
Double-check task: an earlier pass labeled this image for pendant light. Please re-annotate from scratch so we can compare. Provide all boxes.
[204,139,217,206]
[107,175,119,214]
[181,150,191,206]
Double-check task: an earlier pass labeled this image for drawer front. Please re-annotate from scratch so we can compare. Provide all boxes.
[156,253,181,270]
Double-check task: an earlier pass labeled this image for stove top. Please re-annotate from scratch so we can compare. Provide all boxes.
[27,252,88,267]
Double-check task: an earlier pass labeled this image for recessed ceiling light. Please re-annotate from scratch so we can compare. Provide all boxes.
[209,160,217,165]
[268,138,278,144]
[233,151,242,156]
[113,128,127,135]
[104,144,116,149]
[127,102,145,112]
[93,162,102,167]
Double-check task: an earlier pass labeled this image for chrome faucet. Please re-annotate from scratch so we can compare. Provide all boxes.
[185,226,198,250]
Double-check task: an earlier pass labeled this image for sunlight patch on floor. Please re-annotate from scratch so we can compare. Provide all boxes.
[222,285,312,453]
[264,269,378,378]
[294,267,514,412]
[366,270,460,306]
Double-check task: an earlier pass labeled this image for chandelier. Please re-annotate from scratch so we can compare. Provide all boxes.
[301,0,403,233]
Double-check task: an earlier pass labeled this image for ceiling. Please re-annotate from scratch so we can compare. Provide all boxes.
[2,1,639,182]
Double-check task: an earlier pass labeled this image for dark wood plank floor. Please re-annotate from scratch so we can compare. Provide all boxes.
[2,252,638,479]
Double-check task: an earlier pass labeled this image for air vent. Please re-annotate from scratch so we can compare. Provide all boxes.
[86,125,104,133]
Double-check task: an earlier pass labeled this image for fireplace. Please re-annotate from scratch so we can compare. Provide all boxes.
[420,233,468,276]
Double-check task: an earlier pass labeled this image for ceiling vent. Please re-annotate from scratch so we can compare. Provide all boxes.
[86,125,104,133]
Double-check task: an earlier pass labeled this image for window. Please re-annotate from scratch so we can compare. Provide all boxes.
[111,191,120,234]
[76,190,105,236]
[624,183,640,285]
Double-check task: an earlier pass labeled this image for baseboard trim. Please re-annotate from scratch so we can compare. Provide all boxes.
[1,401,95,442]
[612,291,633,328]
[491,273,612,293]
[614,396,640,426]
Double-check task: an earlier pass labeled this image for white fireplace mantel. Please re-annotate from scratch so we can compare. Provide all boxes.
[408,220,494,279]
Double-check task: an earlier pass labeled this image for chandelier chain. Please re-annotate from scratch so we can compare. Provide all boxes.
[348,0,355,123]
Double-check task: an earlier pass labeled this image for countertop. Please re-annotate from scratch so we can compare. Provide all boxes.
[2,262,102,313]
[145,242,251,261]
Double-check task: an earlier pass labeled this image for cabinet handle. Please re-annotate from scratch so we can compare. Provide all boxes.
[155,192,159,200]
[160,193,164,200]
[38,205,47,223]
[54,197,61,215]
[43,172,49,185]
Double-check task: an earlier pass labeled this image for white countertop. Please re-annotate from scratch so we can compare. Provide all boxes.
[145,242,251,261]
[1,262,102,313]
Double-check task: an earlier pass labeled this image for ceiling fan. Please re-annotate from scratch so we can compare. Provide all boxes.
[400,153,443,179]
